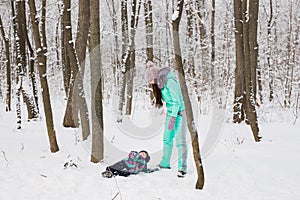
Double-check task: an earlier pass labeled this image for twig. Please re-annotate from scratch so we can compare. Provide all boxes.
[112,176,122,200]
[40,174,47,178]
[1,150,9,167]
[112,192,120,200]
[293,91,299,125]
[20,143,24,152]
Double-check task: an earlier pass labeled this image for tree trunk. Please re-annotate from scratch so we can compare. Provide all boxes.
[0,16,11,112]
[117,0,129,122]
[17,1,39,121]
[144,0,154,62]
[62,0,80,128]
[25,30,39,113]
[284,0,293,107]
[28,0,59,152]
[249,0,259,103]
[75,0,91,140]
[233,0,245,123]
[60,1,71,97]
[90,0,104,163]
[267,0,274,102]
[125,0,141,115]
[173,0,204,190]
[242,0,261,142]
[211,0,216,96]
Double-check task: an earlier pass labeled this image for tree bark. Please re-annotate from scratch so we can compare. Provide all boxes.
[249,0,259,102]
[242,0,261,142]
[28,0,59,152]
[211,0,216,96]
[117,0,129,122]
[62,0,80,128]
[90,0,104,163]
[173,0,204,190]
[125,0,142,115]
[267,0,274,102]
[75,0,91,140]
[233,0,245,123]
[144,0,153,62]
[0,16,11,112]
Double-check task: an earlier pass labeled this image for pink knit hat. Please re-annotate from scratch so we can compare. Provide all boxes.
[145,61,160,82]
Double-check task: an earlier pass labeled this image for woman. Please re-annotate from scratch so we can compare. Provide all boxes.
[145,61,187,178]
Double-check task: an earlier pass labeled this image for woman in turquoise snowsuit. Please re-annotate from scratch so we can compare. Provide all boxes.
[145,61,187,177]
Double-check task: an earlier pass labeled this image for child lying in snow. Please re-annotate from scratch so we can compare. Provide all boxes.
[102,150,158,178]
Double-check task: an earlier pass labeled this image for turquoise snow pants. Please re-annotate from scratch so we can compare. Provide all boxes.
[159,111,188,172]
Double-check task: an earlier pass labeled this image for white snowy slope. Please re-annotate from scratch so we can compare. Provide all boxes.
[0,104,300,200]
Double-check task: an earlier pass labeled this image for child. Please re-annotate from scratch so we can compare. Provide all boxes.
[102,150,157,178]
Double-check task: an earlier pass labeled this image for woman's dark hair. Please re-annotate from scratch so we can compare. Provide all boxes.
[151,83,163,108]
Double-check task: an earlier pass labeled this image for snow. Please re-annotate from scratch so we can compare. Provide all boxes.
[1,101,300,200]
[172,10,179,21]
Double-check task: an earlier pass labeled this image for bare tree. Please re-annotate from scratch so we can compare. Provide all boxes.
[14,0,38,129]
[74,0,91,140]
[0,15,11,112]
[28,0,59,152]
[90,0,104,163]
[210,0,216,96]
[62,0,79,128]
[125,0,142,115]
[173,0,204,190]
[249,0,259,103]
[233,0,245,123]
[242,0,261,142]
[144,0,153,62]
[117,0,129,122]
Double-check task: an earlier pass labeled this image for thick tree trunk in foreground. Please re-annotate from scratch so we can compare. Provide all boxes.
[90,0,104,163]
[173,0,204,190]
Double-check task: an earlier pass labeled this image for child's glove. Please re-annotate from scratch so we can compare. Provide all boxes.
[168,116,176,130]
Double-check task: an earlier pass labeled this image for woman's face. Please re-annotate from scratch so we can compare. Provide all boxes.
[149,79,155,84]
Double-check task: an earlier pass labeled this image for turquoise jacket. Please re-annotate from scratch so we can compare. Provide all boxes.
[157,67,185,117]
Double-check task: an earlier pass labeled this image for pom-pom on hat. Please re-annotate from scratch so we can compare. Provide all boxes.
[145,61,160,82]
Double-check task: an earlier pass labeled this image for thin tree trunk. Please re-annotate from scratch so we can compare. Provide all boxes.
[267,0,274,102]
[233,0,245,123]
[173,0,204,190]
[90,0,104,163]
[249,0,259,103]
[75,0,91,140]
[144,0,153,62]
[211,0,216,96]
[28,0,59,152]
[185,4,196,82]
[25,31,39,113]
[16,1,39,121]
[60,1,71,97]
[242,0,261,142]
[117,0,129,122]
[62,0,79,128]
[284,0,293,107]
[125,0,141,115]
[0,16,11,112]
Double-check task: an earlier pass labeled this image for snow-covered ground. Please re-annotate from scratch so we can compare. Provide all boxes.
[1,101,300,200]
